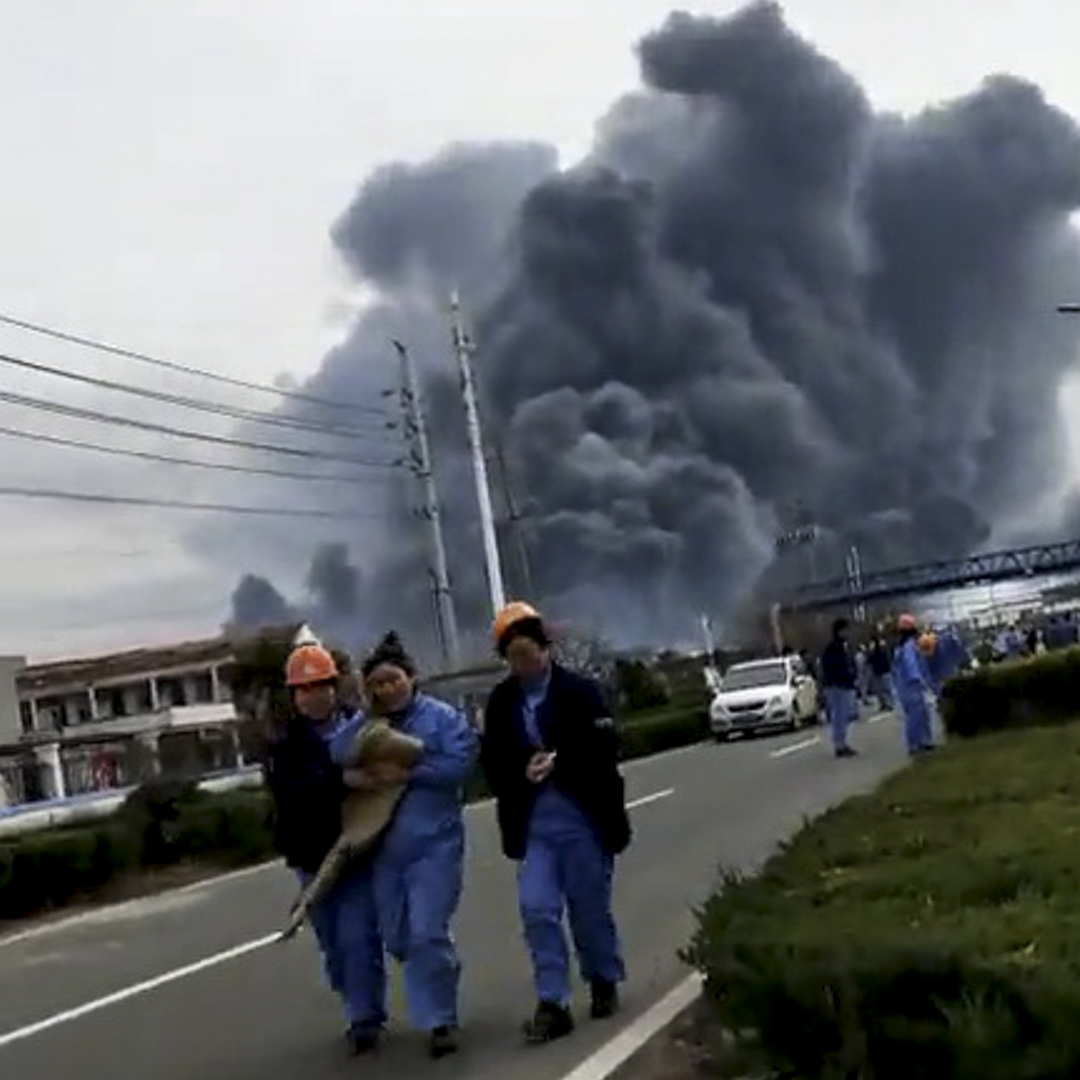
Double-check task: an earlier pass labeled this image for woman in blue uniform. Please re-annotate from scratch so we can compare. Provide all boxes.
[356,632,479,1059]
[481,602,630,1045]
[264,642,386,1057]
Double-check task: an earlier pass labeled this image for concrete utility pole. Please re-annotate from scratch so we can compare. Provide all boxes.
[492,439,535,600]
[448,291,507,619]
[392,339,460,670]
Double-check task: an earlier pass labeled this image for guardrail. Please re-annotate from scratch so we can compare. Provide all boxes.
[0,766,264,839]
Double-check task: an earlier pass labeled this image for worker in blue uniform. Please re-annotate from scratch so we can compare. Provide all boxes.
[264,642,387,1057]
[349,632,478,1060]
[481,602,631,1045]
[894,614,935,756]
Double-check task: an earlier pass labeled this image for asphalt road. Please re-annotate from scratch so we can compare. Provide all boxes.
[0,710,909,1080]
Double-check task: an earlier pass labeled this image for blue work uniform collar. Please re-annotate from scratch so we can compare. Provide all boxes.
[384,691,418,727]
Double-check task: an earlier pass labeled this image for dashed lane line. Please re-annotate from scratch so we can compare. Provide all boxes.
[0,788,676,1051]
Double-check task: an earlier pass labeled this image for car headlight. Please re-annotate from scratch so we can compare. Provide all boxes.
[767,695,790,714]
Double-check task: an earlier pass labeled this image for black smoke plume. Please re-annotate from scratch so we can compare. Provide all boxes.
[204,1,1080,661]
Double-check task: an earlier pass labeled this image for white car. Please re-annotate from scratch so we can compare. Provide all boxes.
[709,656,820,741]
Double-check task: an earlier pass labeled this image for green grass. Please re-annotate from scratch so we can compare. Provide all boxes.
[684,722,1080,1079]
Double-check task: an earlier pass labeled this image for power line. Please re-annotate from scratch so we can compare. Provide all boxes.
[0,311,380,415]
[0,547,171,559]
[0,350,393,438]
[0,387,403,468]
[0,423,383,486]
[0,484,382,520]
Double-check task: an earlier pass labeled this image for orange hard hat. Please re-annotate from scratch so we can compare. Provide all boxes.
[918,632,937,657]
[285,644,339,687]
[897,613,918,632]
[492,601,542,647]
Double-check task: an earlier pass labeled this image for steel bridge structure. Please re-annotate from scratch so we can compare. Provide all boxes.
[782,538,1080,613]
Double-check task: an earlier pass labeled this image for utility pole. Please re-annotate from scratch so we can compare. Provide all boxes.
[448,291,507,619]
[392,339,460,670]
[492,440,535,600]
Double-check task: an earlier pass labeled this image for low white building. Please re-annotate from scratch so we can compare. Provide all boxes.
[0,636,244,807]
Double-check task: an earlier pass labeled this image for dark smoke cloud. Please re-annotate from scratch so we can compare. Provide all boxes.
[206,1,1080,660]
[228,574,297,632]
[227,543,367,652]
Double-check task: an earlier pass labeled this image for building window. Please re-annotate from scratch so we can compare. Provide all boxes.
[19,701,33,734]
[190,672,214,704]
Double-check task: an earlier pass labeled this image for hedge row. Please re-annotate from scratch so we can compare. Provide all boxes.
[0,706,707,922]
[941,645,1080,737]
[683,721,1080,1080]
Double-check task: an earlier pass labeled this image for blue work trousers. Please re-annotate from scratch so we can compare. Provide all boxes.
[297,864,386,1028]
[518,803,625,1008]
[869,671,894,711]
[373,832,464,1032]
[823,687,858,751]
[898,690,934,754]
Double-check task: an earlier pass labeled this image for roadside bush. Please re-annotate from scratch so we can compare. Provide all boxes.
[615,658,671,713]
[0,706,707,922]
[683,723,1080,1079]
[0,822,139,919]
[119,777,207,865]
[620,707,708,759]
[941,646,1080,737]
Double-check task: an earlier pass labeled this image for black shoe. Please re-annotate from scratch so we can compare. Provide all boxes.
[835,745,857,758]
[523,1001,574,1044]
[345,1021,381,1056]
[589,980,619,1020]
[428,1026,459,1059]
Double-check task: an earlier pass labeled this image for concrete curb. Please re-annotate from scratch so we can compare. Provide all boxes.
[558,974,703,1080]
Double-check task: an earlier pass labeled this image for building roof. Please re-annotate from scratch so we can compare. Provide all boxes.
[18,635,236,695]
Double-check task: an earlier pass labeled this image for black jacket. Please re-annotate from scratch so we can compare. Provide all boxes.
[480,663,631,861]
[264,715,347,874]
[820,638,857,689]
[868,642,891,677]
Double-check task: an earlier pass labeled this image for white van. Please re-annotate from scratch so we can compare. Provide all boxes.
[709,656,821,741]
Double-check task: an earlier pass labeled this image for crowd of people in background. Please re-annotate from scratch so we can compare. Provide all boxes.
[798,606,1080,761]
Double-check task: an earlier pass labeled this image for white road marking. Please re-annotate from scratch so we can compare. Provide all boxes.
[559,973,703,1080]
[625,788,674,810]
[0,933,280,1051]
[0,789,676,1050]
[868,712,892,725]
[0,743,698,951]
[769,735,821,759]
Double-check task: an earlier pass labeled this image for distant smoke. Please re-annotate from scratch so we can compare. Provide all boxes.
[208,1,1080,659]
[226,544,368,652]
[228,574,297,631]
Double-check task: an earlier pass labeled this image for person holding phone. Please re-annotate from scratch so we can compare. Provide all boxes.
[480,602,630,1045]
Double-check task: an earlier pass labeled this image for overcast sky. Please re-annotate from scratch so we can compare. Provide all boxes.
[2,0,1080,662]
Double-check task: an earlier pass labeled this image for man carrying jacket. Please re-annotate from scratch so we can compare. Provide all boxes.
[480,602,630,1045]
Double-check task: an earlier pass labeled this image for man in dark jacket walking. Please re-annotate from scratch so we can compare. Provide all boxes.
[481,602,630,1046]
[820,618,859,758]
[866,635,894,711]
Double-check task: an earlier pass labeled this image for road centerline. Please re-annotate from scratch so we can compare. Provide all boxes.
[0,787,676,1052]
[769,735,821,759]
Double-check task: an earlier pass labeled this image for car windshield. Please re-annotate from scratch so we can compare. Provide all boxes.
[721,662,788,691]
